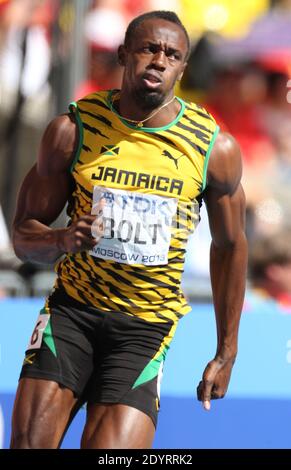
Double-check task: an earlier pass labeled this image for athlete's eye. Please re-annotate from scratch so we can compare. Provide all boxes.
[141,46,154,54]
[167,51,180,61]
[141,45,159,54]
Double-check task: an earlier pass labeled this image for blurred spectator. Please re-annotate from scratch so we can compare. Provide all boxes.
[204,64,275,168]
[258,70,291,145]
[244,67,291,238]
[0,0,52,119]
[271,0,291,11]
[0,0,54,227]
[247,229,291,312]
[74,0,126,99]
[0,203,21,297]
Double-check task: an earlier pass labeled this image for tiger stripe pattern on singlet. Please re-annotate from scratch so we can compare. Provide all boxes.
[54,90,219,323]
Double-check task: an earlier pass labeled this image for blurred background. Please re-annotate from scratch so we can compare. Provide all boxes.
[1,0,291,449]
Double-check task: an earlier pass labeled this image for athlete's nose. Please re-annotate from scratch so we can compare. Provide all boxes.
[151,50,166,70]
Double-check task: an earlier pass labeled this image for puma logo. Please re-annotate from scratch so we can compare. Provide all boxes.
[162,150,186,169]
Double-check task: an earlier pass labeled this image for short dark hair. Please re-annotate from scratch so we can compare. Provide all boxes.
[124,10,190,59]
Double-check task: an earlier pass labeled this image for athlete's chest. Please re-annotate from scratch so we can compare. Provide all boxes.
[75,132,204,201]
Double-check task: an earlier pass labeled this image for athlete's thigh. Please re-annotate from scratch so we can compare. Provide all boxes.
[81,403,155,449]
[87,312,177,428]
[81,314,177,449]
[11,377,79,448]
[20,289,97,396]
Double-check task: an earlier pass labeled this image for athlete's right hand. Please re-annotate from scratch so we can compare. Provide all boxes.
[57,212,104,253]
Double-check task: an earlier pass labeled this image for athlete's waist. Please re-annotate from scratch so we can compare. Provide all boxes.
[50,284,191,323]
[57,254,184,289]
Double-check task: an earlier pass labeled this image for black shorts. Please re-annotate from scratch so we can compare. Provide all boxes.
[20,288,177,427]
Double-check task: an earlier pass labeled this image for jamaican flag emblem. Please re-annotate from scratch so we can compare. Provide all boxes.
[100,145,120,156]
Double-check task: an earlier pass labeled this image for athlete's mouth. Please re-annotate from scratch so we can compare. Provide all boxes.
[142,73,162,89]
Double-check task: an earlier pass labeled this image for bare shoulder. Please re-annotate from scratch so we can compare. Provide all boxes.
[37,113,78,176]
[207,131,242,194]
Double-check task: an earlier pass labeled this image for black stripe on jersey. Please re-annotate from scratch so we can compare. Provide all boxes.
[79,109,113,128]
[92,259,177,298]
[185,103,212,121]
[167,259,184,266]
[92,258,180,288]
[103,266,140,289]
[82,144,92,153]
[81,252,182,293]
[167,251,184,259]
[81,254,140,311]
[172,219,190,231]
[79,97,109,111]
[67,256,83,280]
[79,252,103,284]
[133,287,183,323]
[128,270,179,292]
[72,194,83,214]
[105,280,140,308]
[57,277,89,305]
[176,122,210,145]
[76,187,93,213]
[196,110,213,121]
[75,182,92,201]
[56,261,63,278]
[150,270,180,285]
[117,288,177,322]
[89,259,140,293]
[169,246,186,253]
[64,258,75,278]
[183,114,211,133]
[173,237,188,243]
[68,256,91,281]
[162,303,184,320]
[83,122,109,139]
[82,288,111,311]
[191,175,203,189]
[166,129,207,156]
[69,198,84,218]
[153,133,182,152]
[137,289,164,301]
[75,288,90,305]
[121,263,181,288]
[94,265,157,304]
[131,270,179,292]
[73,256,122,310]
[162,266,183,274]
[184,101,210,114]
[152,311,175,322]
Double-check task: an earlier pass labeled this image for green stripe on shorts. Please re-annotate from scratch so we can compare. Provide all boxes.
[43,317,57,357]
[132,345,169,389]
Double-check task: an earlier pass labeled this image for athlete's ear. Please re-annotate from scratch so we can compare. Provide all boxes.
[177,62,188,81]
[118,45,126,66]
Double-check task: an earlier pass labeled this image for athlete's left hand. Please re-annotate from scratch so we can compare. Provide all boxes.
[196,354,236,411]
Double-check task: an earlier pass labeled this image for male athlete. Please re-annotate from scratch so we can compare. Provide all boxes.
[11,11,247,448]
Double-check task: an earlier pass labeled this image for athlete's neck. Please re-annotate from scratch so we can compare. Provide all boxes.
[117,89,180,128]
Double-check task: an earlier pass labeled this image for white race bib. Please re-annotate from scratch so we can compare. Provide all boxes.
[90,187,178,266]
[27,313,50,350]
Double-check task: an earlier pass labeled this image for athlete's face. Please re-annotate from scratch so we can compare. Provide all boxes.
[119,19,188,110]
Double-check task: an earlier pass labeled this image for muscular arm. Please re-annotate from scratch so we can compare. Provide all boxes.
[12,114,101,264]
[197,132,248,410]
